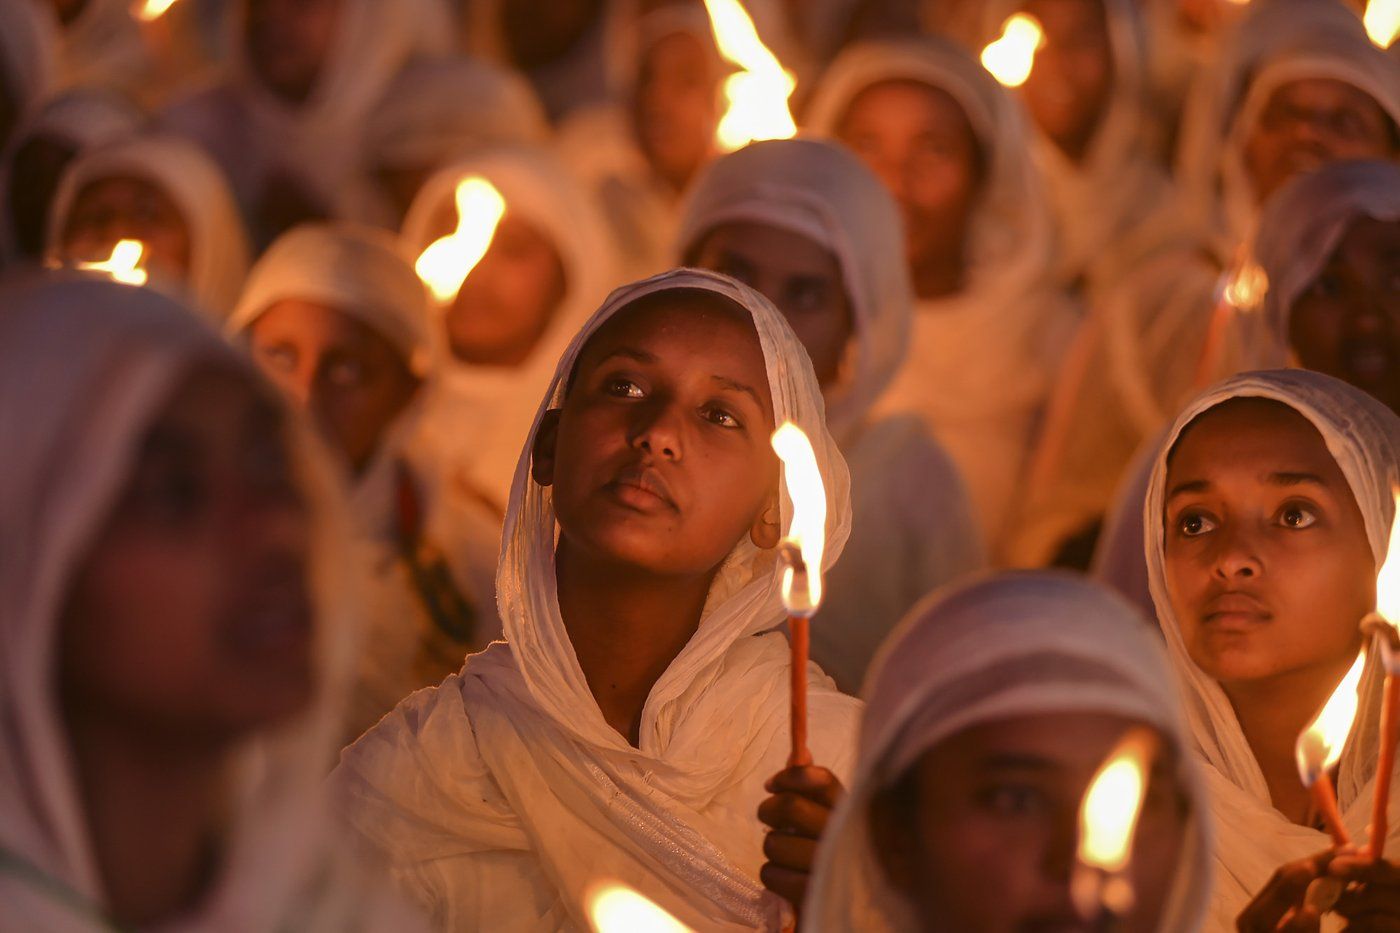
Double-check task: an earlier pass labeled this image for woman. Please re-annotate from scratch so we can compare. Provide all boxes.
[677,137,984,692]
[46,133,251,320]
[805,572,1211,932]
[229,222,503,739]
[332,269,860,930]
[0,274,422,930]
[1146,369,1400,930]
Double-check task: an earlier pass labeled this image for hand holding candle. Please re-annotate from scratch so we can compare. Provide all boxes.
[1296,649,1367,848]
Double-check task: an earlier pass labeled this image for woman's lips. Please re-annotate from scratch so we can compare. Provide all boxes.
[603,466,678,513]
[1201,592,1271,626]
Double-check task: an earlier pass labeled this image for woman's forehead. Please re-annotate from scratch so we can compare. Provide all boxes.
[1167,397,1343,484]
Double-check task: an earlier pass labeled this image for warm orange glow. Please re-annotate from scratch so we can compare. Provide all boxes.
[414,176,506,304]
[702,0,797,152]
[1377,490,1400,631]
[1296,649,1367,785]
[77,240,148,286]
[1366,0,1400,48]
[133,0,180,21]
[1222,261,1268,311]
[585,883,692,933]
[1079,728,1156,874]
[981,14,1045,88]
[771,423,827,616]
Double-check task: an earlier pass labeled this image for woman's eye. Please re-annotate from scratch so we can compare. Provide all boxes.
[705,406,740,428]
[1178,511,1217,537]
[606,378,644,399]
[1309,274,1343,299]
[326,358,367,387]
[978,784,1047,817]
[1279,505,1318,529]
[261,345,297,373]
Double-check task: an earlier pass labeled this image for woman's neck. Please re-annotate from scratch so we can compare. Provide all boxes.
[65,715,228,927]
[555,541,716,746]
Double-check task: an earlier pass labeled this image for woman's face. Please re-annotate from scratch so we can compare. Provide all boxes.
[837,80,982,287]
[1289,217,1400,414]
[871,713,1188,933]
[248,299,421,475]
[633,30,718,192]
[1163,398,1374,687]
[1020,0,1115,161]
[1243,78,1398,204]
[60,174,192,283]
[58,368,315,744]
[441,212,568,367]
[246,0,342,105]
[534,291,779,578]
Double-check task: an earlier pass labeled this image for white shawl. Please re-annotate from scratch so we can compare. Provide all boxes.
[332,268,862,931]
[1144,369,1400,931]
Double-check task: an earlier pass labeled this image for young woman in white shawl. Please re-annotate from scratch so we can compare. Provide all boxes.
[676,136,985,693]
[803,36,1080,556]
[45,132,252,321]
[1145,369,1400,930]
[0,273,424,931]
[331,269,862,930]
[401,145,620,516]
[1011,0,1400,569]
[227,222,503,742]
[804,572,1212,932]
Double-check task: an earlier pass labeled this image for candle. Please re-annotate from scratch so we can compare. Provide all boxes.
[981,14,1044,88]
[1366,0,1400,49]
[1366,490,1400,859]
[1071,727,1158,929]
[770,422,827,768]
[132,0,180,21]
[73,239,148,286]
[1296,649,1367,847]
[585,881,691,933]
[1193,258,1267,391]
[414,175,505,304]
[702,0,797,152]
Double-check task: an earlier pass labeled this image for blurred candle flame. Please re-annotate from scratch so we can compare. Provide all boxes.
[703,0,797,151]
[77,240,148,286]
[1296,649,1367,785]
[585,882,692,933]
[981,14,1045,88]
[771,423,826,616]
[133,0,180,21]
[1223,261,1268,311]
[1079,728,1155,874]
[1377,489,1400,634]
[1366,0,1400,48]
[414,176,506,304]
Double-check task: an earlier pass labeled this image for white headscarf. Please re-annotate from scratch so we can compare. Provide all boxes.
[402,145,620,512]
[1143,369,1400,931]
[0,274,421,931]
[0,0,58,140]
[806,571,1213,933]
[333,268,861,931]
[46,133,252,321]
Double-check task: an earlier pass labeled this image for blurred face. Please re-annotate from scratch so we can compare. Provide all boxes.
[1243,79,1398,203]
[1021,0,1114,162]
[59,175,192,283]
[58,368,315,746]
[837,80,982,295]
[870,714,1188,933]
[1289,217,1400,414]
[440,213,568,367]
[47,0,89,25]
[7,135,79,259]
[691,221,854,389]
[533,292,778,577]
[246,0,342,105]
[633,31,719,192]
[247,299,420,475]
[1162,399,1373,687]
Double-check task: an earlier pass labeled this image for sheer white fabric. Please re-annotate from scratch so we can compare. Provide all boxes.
[332,268,862,931]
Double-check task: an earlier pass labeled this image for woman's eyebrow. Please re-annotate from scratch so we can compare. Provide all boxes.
[596,346,658,366]
[1265,471,1329,488]
[1166,479,1210,500]
[711,374,762,405]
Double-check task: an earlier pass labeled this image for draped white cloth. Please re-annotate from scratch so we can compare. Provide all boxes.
[0,0,58,139]
[48,0,151,97]
[1143,369,1400,931]
[805,571,1213,933]
[228,222,503,740]
[0,274,423,931]
[46,133,252,321]
[331,268,862,931]
[804,37,1079,552]
[676,137,984,692]
[401,145,620,515]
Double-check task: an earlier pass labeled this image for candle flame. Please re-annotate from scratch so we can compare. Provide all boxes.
[76,239,148,286]
[703,0,797,152]
[1377,489,1400,627]
[585,883,692,933]
[414,176,506,304]
[133,0,180,21]
[1222,261,1268,311]
[1079,728,1156,874]
[981,14,1045,88]
[1296,649,1367,785]
[1366,0,1400,48]
[771,422,827,616]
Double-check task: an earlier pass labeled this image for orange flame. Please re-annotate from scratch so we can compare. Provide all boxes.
[585,882,692,933]
[76,240,148,286]
[981,14,1045,88]
[1072,727,1158,919]
[770,422,826,616]
[414,176,506,304]
[1378,489,1400,635]
[1222,261,1268,312]
[1366,0,1400,48]
[702,0,797,151]
[133,0,180,21]
[1296,649,1367,786]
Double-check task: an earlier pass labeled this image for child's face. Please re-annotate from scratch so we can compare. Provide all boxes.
[246,0,341,105]
[870,713,1187,933]
[1163,398,1374,686]
[1020,0,1114,160]
[1289,216,1400,414]
[535,292,779,578]
[248,298,420,475]
[691,221,854,389]
[58,368,315,744]
[837,80,982,277]
[633,30,718,191]
[1243,79,1397,204]
[60,175,192,283]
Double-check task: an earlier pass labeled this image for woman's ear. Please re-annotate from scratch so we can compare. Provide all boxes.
[531,409,562,487]
[749,496,781,550]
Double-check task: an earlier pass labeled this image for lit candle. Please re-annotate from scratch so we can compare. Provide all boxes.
[702,0,797,152]
[1365,0,1400,49]
[414,175,506,304]
[1365,490,1400,859]
[585,881,692,933]
[770,422,827,768]
[1193,257,1267,391]
[132,0,180,21]
[1296,650,1367,847]
[1072,727,1159,929]
[75,239,149,286]
[981,14,1045,88]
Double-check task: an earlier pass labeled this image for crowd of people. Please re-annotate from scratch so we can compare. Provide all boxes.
[0,0,1398,930]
